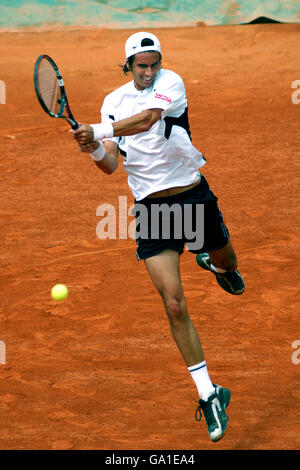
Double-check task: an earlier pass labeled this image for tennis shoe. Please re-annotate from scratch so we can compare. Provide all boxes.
[196,253,245,295]
[195,384,231,442]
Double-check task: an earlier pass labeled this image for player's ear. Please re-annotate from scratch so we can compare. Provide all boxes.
[126,59,131,71]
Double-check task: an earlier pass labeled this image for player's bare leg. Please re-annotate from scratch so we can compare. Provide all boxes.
[208,240,237,271]
[144,249,204,366]
[145,248,231,442]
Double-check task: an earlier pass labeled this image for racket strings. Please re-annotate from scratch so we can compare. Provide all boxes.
[37,59,61,114]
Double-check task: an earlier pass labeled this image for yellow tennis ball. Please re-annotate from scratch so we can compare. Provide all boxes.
[51,284,68,301]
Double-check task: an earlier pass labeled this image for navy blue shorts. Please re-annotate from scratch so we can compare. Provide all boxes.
[134,176,230,260]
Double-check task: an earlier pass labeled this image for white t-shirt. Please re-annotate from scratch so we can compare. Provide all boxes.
[101,69,206,201]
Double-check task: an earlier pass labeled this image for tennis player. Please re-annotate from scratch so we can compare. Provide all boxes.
[72,32,245,442]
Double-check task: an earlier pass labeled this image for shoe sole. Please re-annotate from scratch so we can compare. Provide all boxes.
[216,272,245,295]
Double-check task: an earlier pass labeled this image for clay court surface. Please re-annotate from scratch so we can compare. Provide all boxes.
[0,23,299,450]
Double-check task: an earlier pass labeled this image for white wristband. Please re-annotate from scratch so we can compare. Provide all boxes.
[90,141,106,161]
[90,122,114,141]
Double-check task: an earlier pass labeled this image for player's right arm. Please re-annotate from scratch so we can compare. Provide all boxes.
[73,108,162,144]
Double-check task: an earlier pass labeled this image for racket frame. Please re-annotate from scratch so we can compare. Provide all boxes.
[34,54,78,129]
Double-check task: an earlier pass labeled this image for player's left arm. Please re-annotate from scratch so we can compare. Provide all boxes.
[76,139,118,174]
[72,108,162,144]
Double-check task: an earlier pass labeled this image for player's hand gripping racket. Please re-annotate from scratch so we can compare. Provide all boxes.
[34,54,79,129]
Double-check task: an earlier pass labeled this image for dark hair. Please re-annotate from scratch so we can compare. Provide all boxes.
[121,38,162,75]
[122,55,135,75]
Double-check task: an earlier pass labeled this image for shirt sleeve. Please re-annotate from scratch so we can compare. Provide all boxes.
[144,71,187,118]
[100,95,120,144]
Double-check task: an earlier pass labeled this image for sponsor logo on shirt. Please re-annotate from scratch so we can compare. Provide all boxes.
[155,92,172,103]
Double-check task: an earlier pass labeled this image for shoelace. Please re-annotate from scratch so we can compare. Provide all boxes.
[195,404,202,422]
[195,401,214,425]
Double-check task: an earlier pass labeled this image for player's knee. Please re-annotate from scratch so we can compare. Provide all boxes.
[164,296,187,324]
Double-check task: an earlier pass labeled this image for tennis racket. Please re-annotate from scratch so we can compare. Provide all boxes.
[34,54,79,129]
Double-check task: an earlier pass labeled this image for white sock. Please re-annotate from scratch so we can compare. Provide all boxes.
[210,263,227,274]
[188,360,216,400]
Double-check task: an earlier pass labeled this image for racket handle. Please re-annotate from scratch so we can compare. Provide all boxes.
[71,121,79,130]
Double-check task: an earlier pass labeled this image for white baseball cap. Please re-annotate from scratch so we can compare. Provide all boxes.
[125,32,161,59]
